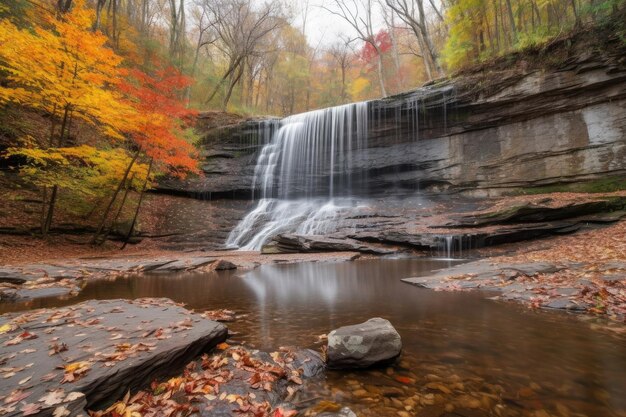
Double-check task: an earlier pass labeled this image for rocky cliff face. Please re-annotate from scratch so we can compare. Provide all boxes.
[160,33,625,199]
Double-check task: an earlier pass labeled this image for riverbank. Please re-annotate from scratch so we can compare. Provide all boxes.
[0,297,323,417]
[1,191,626,320]
[0,249,363,305]
[405,218,626,322]
[1,223,625,416]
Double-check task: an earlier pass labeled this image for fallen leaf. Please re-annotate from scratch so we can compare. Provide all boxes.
[52,405,70,417]
[4,389,31,404]
[18,376,32,385]
[64,391,84,402]
[0,324,14,334]
[20,402,41,416]
[39,389,65,406]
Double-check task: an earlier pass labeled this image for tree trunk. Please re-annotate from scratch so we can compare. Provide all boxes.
[57,0,72,14]
[374,45,388,97]
[98,173,135,245]
[42,105,70,236]
[340,64,347,102]
[41,104,58,236]
[388,17,404,90]
[40,187,48,236]
[571,0,580,26]
[494,0,501,51]
[505,0,518,43]
[91,151,140,244]
[414,26,433,81]
[121,158,153,249]
[222,64,244,110]
[43,186,57,236]
[417,0,441,76]
[94,0,107,31]
[206,57,242,104]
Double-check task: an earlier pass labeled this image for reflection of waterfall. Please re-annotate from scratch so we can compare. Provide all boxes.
[227,88,455,250]
[243,263,347,305]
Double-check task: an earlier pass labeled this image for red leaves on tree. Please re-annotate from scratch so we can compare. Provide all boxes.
[119,62,200,178]
[360,29,392,63]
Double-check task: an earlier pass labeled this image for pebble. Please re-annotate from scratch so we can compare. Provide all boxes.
[380,387,404,397]
[352,389,369,398]
[456,395,481,409]
[425,382,452,394]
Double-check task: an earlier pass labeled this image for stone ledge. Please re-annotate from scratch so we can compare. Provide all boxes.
[0,298,227,416]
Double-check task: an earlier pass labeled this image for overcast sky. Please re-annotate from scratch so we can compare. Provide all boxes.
[289,0,387,47]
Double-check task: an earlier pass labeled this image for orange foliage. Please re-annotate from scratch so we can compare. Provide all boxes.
[119,61,199,177]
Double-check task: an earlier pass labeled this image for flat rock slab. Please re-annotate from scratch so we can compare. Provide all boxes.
[267,234,395,255]
[86,345,324,417]
[0,298,227,416]
[402,260,625,316]
[0,270,38,285]
[402,260,565,290]
[0,256,223,303]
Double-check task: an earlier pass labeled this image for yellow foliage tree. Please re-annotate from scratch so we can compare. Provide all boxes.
[0,0,138,235]
[0,0,135,140]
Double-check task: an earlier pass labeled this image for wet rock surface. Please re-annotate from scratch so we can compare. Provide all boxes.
[0,298,227,416]
[0,256,222,304]
[403,260,626,316]
[327,318,402,369]
[257,195,626,255]
[316,407,357,417]
[267,234,396,255]
[91,344,325,417]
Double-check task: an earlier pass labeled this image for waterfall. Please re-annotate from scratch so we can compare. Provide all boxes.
[226,87,455,251]
[227,101,369,250]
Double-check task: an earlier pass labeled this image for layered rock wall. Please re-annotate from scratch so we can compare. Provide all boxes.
[161,36,626,198]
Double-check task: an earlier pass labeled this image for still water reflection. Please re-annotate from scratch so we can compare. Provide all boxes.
[2,258,625,417]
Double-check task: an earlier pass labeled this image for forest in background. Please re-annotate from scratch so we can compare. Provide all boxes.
[0,0,624,244]
[3,0,623,116]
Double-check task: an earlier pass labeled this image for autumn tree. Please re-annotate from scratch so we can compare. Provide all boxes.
[324,0,390,97]
[0,0,137,235]
[384,0,442,79]
[90,60,199,244]
[202,0,285,110]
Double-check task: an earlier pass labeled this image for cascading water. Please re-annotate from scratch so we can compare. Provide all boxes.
[227,102,369,250]
[226,86,456,251]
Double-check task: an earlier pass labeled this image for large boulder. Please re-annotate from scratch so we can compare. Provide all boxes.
[327,318,402,369]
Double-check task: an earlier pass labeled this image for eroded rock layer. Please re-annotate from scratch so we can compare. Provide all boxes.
[161,35,626,198]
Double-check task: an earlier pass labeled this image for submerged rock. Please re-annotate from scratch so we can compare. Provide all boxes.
[293,348,325,377]
[317,407,358,417]
[214,259,237,270]
[327,318,402,369]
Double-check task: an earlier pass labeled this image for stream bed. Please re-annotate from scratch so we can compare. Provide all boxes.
[2,257,625,417]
